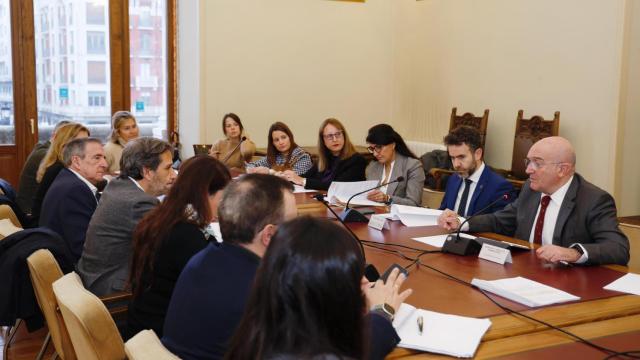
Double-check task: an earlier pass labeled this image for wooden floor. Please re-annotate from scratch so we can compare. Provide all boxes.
[1,323,54,360]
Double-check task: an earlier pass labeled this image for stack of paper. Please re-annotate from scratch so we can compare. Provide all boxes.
[604,273,640,296]
[471,277,580,307]
[327,181,383,206]
[390,204,465,227]
[392,303,492,358]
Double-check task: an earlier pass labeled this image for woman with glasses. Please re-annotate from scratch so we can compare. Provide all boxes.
[283,118,366,190]
[208,113,256,172]
[246,122,313,176]
[365,124,425,206]
[225,216,411,360]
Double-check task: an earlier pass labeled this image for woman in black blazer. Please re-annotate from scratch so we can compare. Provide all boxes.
[283,118,366,191]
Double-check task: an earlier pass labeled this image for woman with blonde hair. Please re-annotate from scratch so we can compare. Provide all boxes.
[104,110,140,174]
[283,118,366,190]
[31,122,90,222]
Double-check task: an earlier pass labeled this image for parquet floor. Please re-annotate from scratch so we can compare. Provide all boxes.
[1,323,54,360]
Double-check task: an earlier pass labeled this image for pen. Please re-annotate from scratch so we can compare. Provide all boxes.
[417,315,423,335]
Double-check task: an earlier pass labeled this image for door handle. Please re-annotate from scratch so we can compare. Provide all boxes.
[30,118,35,134]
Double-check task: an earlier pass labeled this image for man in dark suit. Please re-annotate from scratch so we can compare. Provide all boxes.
[77,137,175,296]
[439,126,514,215]
[438,136,629,266]
[40,138,107,262]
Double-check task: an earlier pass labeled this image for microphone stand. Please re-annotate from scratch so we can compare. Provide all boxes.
[221,136,247,164]
[442,193,510,256]
[340,176,404,223]
[314,194,381,282]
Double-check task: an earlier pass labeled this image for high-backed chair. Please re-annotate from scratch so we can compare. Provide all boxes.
[493,110,560,189]
[27,249,77,360]
[426,107,490,191]
[53,272,178,360]
[125,330,180,360]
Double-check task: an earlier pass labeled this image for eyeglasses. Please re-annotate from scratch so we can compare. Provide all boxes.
[367,145,385,154]
[524,158,565,170]
[322,131,343,141]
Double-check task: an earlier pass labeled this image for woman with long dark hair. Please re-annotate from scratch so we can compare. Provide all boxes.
[209,112,256,171]
[246,121,312,175]
[225,216,412,360]
[126,155,231,338]
[282,118,366,190]
[365,124,425,206]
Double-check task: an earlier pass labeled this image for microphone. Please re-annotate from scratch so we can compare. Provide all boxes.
[314,194,381,282]
[340,176,405,223]
[442,193,510,256]
[221,136,247,164]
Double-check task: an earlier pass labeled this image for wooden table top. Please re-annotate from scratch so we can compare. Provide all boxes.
[293,192,640,358]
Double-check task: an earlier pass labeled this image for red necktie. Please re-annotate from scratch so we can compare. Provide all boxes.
[533,195,551,245]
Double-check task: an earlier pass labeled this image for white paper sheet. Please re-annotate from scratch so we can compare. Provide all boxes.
[412,233,476,248]
[604,273,640,296]
[327,180,384,207]
[392,303,491,358]
[471,276,580,307]
[390,204,465,227]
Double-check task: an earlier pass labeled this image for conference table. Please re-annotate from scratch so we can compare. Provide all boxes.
[293,192,640,359]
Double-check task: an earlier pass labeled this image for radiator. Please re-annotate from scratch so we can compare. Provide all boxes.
[406,141,446,157]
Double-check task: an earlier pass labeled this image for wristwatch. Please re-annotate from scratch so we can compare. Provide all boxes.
[372,303,395,322]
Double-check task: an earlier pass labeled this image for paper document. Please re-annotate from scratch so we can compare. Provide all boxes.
[327,181,384,207]
[292,184,316,193]
[604,273,640,296]
[205,222,223,243]
[390,204,465,227]
[412,233,476,248]
[392,303,491,358]
[471,277,580,307]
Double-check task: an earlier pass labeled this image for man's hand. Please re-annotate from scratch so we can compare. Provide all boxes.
[536,244,581,263]
[438,209,461,231]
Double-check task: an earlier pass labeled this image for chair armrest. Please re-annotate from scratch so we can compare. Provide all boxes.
[100,291,131,304]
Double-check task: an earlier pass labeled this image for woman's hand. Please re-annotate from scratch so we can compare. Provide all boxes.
[282,170,304,186]
[363,268,413,312]
[208,148,221,159]
[246,166,270,174]
[367,189,388,203]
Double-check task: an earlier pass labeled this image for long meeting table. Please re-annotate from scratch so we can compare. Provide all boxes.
[294,192,640,359]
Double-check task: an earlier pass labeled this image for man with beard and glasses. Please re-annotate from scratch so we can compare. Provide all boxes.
[438,126,514,217]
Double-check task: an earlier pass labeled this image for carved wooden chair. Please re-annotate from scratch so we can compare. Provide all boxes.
[427,107,490,191]
[493,110,560,189]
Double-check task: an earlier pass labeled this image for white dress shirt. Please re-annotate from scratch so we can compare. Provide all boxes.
[380,160,396,194]
[528,175,588,263]
[454,161,485,215]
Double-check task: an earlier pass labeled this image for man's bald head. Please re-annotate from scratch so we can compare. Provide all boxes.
[526,136,576,194]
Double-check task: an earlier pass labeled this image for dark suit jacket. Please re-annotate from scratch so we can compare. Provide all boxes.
[439,165,515,215]
[77,178,158,296]
[469,174,629,265]
[30,161,65,225]
[39,168,98,262]
[17,141,50,214]
[365,154,425,206]
[302,153,367,191]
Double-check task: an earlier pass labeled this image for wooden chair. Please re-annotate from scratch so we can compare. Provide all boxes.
[493,110,560,189]
[620,224,640,273]
[53,272,178,360]
[427,107,490,191]
[0,204,22,229]
[125,330,180,360]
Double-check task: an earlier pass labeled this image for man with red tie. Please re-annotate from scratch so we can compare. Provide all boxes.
[438,136,629,266]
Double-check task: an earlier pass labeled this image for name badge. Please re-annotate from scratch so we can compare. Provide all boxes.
[368,214,388,231]
[479,243,513,265]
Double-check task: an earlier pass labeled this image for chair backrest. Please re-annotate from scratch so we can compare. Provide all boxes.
[510,110,560,179]
[449,107,490,149]
[620,224,640,273]
[27,249,77,360]
[52,272,125,360]
[0,204,22,228]
[124,329,180,360]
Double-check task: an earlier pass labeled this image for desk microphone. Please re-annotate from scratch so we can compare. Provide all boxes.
[442,193,510,256]
[314,194,381,282]
[340,176,405,223]
[221,136,247,164]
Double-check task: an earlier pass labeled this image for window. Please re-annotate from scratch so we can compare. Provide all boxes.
[86,1,105,25]
[88,91,106,107]
[87,61,106,84]
[86,31,105,54]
